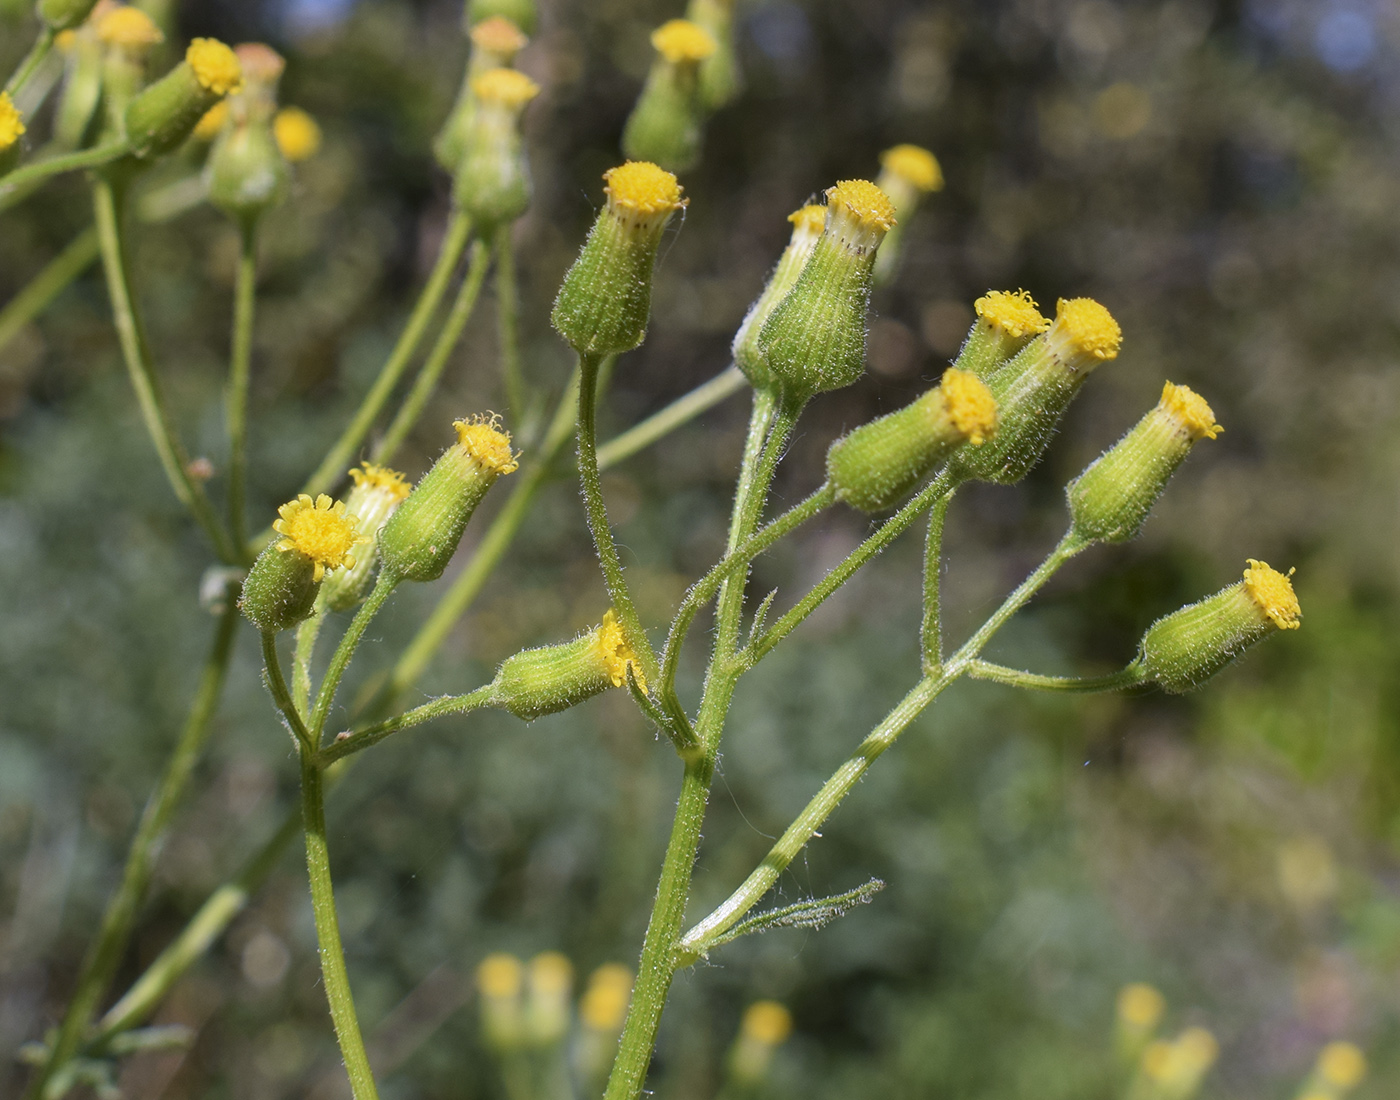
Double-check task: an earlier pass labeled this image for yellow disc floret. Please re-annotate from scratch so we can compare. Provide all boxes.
[348,461,412,502]
[0,93,25,151]
[880,143,943,192]
[1243,559,1301,630]
[827,179,897,231]
[453,413,520,475]
[651,18,718,64]
[471,67,541,108]
[186,38,243,96]
[477,953,524,998]
[470,15,528,55]
[975,289,1049,338]
[940,368,997,445]
[273,493,365,581]
[596,609,646,691]
[274,106,322,161]
[741,1001,793,1046]
[604,160,685,216]
[1116,983,1165,1028]
[96,5,164,47]
[1318,1042,1367,1088]
[1160,381,1221,440]
[192,100,229,141]
[1053,297,1122,361]
[788,203,828,237]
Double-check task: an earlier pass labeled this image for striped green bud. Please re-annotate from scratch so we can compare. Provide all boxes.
[685,0,739,110]
[378,416,518,583]
[954,289,1049,378]
[621,19,717,173]
[732,204,826,390]
[872,144,943,284]
[1139,559,1301,693]
[240,494,365,632]
[453,67,539,225]
[950,296,1121,485]
[827,369,997,512]
[207,118,288,221]
[551,161,685,357]
[757,180,896,404]
[1067,382,1221,544]
[318,464,412,612]
[492,611,646,719]
[434,16,529,171]
[125,38,243,158]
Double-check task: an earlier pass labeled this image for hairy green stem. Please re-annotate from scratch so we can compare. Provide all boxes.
[374,238,491,465]
[261,632,314,749]
[5,27,55,97]
[0,226,98,357]
[294,610,326,716]
[92,174,241,564]
[1,142,131,210]
[310,572,397,743]
[227,221,258,548]
[300,211,473,499]
[494,223,525,428]
[921,491,953,672]
[321,684,496,764]
[22,588,239,1100]
[965,659,1144,692]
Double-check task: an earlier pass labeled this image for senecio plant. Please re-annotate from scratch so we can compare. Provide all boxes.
[2,1,1305,1097]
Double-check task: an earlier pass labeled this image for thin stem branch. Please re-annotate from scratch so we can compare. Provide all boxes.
[320,684,497,764]
[293,610,326,717]
[92,174,241,564]
[21,587,240,1100]
[261,632,314,750]
[300,750,379,1100]
[299,211,473,499]
[494,222,525,428]
[373,238,491,465]
[5,26,55,97]
[227,220,258,548]
[1,141,131,210]
[0,226,98,358]
[921,491,953,673]
[309,572,397,743]
[964,659,1145,693]
[595,365,747,470]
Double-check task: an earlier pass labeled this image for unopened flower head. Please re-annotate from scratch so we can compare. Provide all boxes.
[580,964,632,1032]
[828,367,997,512]
[378,415,518,583]
[207,107,290,221]
[651,18,717,64]
[951,295,1121,486]
[125,37,243,157]
[472,66,540,108]
[433,14,528,170]
[477,952,525,1050]
[1068,381,1221,544]
[622,19,717,171]
[733,203,827,388]
[552,162,685,356]
[273,106,321,161]
[872,144,942,283]
[241,493,364,632]
[319,463,413,612]
[471,15,529,62]
[96,5,163,51]
[526,951,574,1045]
[453,68,539,223]
[1140,559,1300,693]
[685,0,741,109]
[757,180,895,402]
[494,609,647,720]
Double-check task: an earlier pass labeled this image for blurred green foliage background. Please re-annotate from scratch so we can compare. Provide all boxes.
[3,0,1400,1096]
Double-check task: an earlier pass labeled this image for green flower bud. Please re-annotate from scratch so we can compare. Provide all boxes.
[1139,559,1301,693]
[38,0,97,31]
[756,180,896,404]
[827,368,997,512]
[525,952,574,1045]
[434,16,529,172]
[94,6,165,126]
[468,0,536,36]
[206,117,288,221]
[318,463,412,612]
[950,296,1122,485]
[53,23,104,149]
[0,93,24,175]
[1067,381,1221,544]
[492,611,646,719]
[453,67,539,225]
[621,18,717,173]
[953,289,1049,378]
[240,494,365,633]
[732,204,826,390]
[872,144,943,284]
[378,416,519,583]
[125,38,243,159]
[685,0,739,110]
[551,161,686,357]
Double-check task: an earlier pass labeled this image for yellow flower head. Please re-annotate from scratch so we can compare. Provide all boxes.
[975,289,1049,338]
[234,42,285,87]
[827,179,897,232]
[96,6,164,48]
[605,160,685,217]
[273,493,366,581]
[471,67,541,109]
[0,93,25,151]
[348,461,412,502]
[1318,1041,1367,1088]
[940,368,997,445]
[477,953,524,999]
[580,964,632,1031]
[1243,559,1301,630]
[788,203,828,238]
[186,38,243,96]
[453,413,520,475]
[192,100,229,141]
[470,15,528,56]
[596,609,646,691]
[1116,983,1165,1029]
[273,106,322,161]
[529,951,574,995]
[741,1001,793,1046]
[1159,381,1221,440]
[880,143,943,192]
[1049,297,1122,363]
[651,18,717,65]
